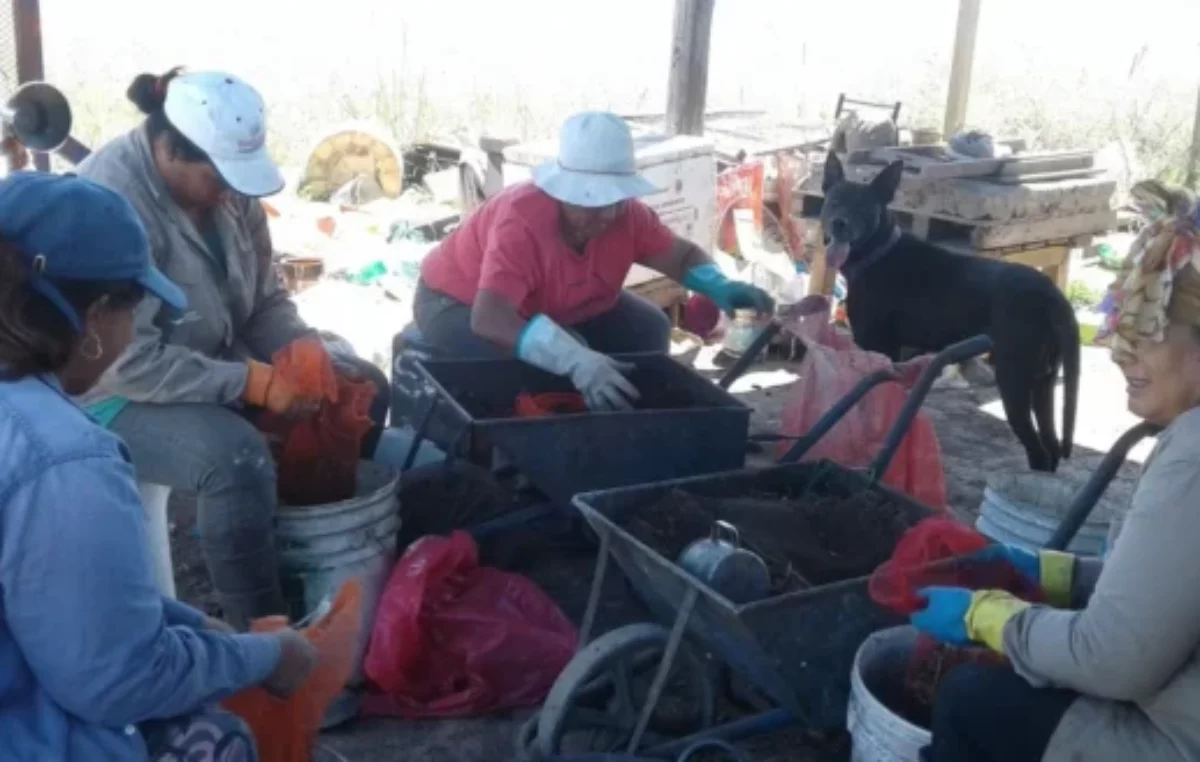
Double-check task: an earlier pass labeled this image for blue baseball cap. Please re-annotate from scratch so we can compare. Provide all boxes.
[0,171,187,330]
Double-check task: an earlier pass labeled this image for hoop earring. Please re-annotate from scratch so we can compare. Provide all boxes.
[80,332,103,361]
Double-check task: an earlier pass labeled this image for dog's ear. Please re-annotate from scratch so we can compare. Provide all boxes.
[869,160,904,203]
[822,151,844,193]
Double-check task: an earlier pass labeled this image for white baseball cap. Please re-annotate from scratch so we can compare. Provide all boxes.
[164,71,284,198]
[532,111,658,208]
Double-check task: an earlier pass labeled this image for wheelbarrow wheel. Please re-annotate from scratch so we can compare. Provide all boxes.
[520,623,717,758]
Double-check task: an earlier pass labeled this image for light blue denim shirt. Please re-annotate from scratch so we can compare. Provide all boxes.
[0,373,281,761]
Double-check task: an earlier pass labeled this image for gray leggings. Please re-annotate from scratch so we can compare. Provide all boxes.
[110,358,389,630]
[413,279,673,359]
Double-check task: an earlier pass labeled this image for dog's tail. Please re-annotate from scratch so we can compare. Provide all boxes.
[1055,300,1081,459]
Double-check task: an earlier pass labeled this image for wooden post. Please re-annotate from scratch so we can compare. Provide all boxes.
[1186,75,1200,190]
[665,0,715,137]
[942,0,982,140]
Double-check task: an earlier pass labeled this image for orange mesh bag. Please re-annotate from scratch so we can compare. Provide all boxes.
[258,339,377,505]
[223,579,363,762]
[868,518,1046,725]
[273,337,340,401]
[776,301,947,510]
[513,392,588,418]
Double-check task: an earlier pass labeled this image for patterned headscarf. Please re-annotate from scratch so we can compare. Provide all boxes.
[1096,182,1200,364]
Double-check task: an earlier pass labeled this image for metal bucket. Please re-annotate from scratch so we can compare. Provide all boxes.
[847,626,930,762]
[276,460,401,690]
[976,472,1111,555]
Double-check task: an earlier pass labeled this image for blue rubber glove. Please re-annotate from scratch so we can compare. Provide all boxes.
[682,264,775,316]
[910,586,973,646]
[969,543,1074,607]
[970,543,1040,583]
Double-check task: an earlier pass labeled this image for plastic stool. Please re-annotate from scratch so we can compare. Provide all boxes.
[137,481,176,599]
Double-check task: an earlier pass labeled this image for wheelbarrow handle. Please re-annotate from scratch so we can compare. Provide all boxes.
[777,368,899,463]
[867,334,994,479]
[1044,420,1161,551]
[717,320,784,390]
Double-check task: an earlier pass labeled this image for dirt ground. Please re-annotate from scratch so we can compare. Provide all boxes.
[167,345,1144,762]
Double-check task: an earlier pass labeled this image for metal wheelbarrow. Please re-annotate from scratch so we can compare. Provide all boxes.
[514,335,995,759]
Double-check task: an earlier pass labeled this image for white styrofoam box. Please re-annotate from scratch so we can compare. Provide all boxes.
[503,133,717,254]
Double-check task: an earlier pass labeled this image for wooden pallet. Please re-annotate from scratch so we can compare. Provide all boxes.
[846,145,1097,182]
[799,192,1113,250]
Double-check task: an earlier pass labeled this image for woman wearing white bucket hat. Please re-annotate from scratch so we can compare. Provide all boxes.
[74,67,389,629]
[418,111,773,410]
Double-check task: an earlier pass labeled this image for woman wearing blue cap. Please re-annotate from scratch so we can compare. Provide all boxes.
[0,172,318,761]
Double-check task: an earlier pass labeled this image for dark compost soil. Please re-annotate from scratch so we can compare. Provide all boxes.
[625,487,916,594]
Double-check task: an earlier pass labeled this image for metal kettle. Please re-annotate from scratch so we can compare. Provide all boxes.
[676,521,771,604]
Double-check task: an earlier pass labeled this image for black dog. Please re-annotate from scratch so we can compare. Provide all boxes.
[819,152,1080,472]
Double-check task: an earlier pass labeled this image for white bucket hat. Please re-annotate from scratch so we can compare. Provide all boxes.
[164,71,284,198]
[532,111,658,208]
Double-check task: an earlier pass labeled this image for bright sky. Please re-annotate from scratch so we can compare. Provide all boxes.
[37,0,1200,150]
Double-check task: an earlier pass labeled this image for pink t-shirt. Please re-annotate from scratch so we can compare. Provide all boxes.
[420,183,676,325]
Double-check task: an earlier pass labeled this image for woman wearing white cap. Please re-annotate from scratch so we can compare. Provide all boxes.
[75,68,388,629]
[417,111,773,410]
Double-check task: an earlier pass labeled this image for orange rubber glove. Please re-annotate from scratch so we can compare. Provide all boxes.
[244,360,308,415]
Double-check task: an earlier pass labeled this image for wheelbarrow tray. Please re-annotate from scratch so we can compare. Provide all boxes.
[573,459,938,730]
[414,353,750,506]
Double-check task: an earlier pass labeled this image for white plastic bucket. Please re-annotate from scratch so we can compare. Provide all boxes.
[976,471,1112,555]
[848,626,931,762]
[276,460,401,685]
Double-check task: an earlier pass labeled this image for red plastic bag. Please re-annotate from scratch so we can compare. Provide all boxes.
[868,518,1046,722]
[257,338,376,505]
[361,531,577,718]
[223,580,362,762]
[776,299,947,510]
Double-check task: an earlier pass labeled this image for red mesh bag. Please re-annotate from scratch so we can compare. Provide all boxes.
[223,579,362,762]
[513,392,588,418]
[869,517,1046,615]
[257,339,377,506]
[868,518,1047,724]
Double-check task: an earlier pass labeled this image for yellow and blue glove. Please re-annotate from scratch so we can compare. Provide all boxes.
[682,264,774,316]
[971,543,1075,608]
[912,586,1032,654]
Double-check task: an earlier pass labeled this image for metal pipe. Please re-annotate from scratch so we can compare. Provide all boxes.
[777,368,898,463]
[868,334,993,479]
[717,320,783,390]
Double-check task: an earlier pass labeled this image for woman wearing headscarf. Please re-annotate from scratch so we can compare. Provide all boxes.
[0,171,317,761]
[76,67,389,628]
[911,184,1200,761]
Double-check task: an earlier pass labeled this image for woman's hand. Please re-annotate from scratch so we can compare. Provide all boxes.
[262,628,319,698]
[911,586,973,645]
[244,361,322,417]
[913,586,1033,654]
